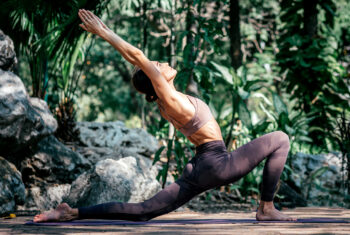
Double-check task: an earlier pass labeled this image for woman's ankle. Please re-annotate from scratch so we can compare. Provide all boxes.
[71,208,79,220]
[259,200,275,212]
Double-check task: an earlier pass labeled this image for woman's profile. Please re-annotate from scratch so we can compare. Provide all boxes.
[33,9,297,222]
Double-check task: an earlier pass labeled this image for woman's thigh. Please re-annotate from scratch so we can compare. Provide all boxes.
[219,131,290,184]
[185,131,289,188]
[180,148,229,190]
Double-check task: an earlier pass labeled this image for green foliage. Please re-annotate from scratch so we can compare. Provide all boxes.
[210,61,272,144]
[174,0,226,96]
[0,0,108,101]
[152,136,193,188]
[260,91,316,155]
[329,110,350,195]
[277,0,350,151]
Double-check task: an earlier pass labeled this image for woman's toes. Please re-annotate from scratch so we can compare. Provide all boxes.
[33,215,42,222]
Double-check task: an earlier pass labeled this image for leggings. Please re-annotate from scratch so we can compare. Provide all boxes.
[78,131,290,221]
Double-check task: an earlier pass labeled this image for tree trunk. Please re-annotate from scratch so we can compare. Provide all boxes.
[185,0,199,95]
[229,0,242,70]
[303,0,318,38]
[142,0,148,52]
[167,0,177,139]
[139,0,148,129]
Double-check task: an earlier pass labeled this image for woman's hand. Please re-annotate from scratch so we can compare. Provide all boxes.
[78,9,109,36]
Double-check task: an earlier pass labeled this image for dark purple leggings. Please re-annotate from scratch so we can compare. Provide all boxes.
[78,131,290,221]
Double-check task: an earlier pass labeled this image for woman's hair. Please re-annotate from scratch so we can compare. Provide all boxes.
[131,67,158,102]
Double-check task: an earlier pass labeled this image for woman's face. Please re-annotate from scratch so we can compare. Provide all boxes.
[152,61,177,82]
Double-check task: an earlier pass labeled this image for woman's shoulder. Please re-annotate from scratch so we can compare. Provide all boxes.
[159,92,195,120]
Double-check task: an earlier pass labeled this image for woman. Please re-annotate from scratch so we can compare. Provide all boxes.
[34,9,297,222]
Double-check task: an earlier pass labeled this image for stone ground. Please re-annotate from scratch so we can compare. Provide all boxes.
[0,207,349,234]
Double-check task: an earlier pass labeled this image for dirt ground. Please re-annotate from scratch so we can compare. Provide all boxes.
[0,207,349,235]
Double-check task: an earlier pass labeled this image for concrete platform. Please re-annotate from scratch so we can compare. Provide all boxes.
[0,207,349,234]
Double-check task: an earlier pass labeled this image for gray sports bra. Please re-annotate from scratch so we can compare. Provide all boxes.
[157,95,213,137]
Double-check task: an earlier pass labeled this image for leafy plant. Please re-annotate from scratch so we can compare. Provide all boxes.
[0,0,108,99]
[259,90,316,160]
[152,136,194,188]
[0,0,109,142]
[210,62,270,148]
[330,109,350,195]
[277,0,350,151]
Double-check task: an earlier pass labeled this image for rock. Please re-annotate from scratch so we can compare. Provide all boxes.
[20,135,90,186]
[64,156,162,208]
[116,128,159,158]
[73,144,175,187]
[0,30,17,71]
[76,121,125,148]
[0,157,26,215]
[16,184,71,211]
[75,121,159,158]
[0,70,57,155]
[290,151,345,206]
[72,145,121,165]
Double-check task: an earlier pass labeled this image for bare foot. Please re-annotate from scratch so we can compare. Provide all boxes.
[33,203,78,222]
[256,206,297,221]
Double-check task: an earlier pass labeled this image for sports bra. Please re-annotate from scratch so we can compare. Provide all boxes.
[157,95,214,137]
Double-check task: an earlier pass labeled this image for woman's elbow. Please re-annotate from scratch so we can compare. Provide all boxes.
[131,49,146,66]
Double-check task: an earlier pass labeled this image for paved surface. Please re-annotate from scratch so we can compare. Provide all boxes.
[0,207,349,234]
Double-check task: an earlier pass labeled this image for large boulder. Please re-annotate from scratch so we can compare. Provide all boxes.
[20,135,90,187]
[73,144,175,187]
[0,157,26,215]
[72,145,120,165]
[0,70,57,155]
[64,156,162,208]
[16,184,71,211]
[290,151,345,206]
[75,121,159,158]
[0,29,17,71]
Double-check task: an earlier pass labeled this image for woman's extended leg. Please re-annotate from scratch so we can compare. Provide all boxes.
[75,175,205,221]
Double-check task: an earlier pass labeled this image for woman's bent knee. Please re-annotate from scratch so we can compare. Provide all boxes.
[274,131,290,145]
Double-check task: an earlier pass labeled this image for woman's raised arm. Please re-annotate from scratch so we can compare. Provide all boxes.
[78,9,177,103]
[78,9,142,66]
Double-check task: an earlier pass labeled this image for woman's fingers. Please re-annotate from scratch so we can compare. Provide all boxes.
[86,10,97,20]
[78,9,106,34]
[86,10,105,28]
[78,11,89,25]
[81,10,92,22]
[79,24,88,31]
[83,9,94,21]
[79,9,92,24]
[87,11,108,29]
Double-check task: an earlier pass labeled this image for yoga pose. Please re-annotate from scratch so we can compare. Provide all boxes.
[34,9,297,222]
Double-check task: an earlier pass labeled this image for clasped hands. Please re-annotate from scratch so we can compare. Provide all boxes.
[78,9,109,36]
